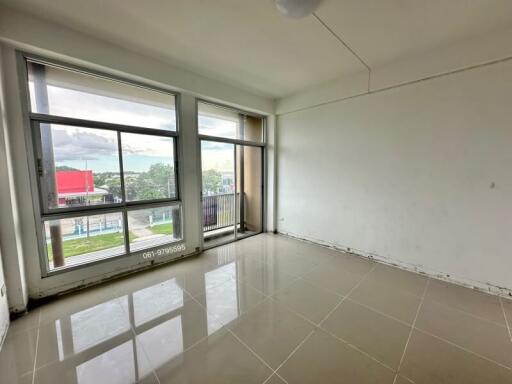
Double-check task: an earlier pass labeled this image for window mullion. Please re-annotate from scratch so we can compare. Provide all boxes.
[27,58,183,274]
[117,131,130,254]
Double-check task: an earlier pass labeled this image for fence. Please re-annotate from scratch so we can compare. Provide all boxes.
[203,193,241,232]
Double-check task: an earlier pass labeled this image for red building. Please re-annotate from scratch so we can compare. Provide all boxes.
[56,170,108,206]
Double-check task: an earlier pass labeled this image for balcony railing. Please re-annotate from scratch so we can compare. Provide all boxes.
[202,193,241,232]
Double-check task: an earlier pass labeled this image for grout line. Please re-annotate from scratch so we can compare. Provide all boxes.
[261,373,275,384]
[188,259,299,380]
[393,278,430,384]
[426,296,509,329]
[131,327,161,384]
[141,337,162,384]
[31,309,42,384]
[345,294,512,372]
[244,257,405,376]
[228,329,279,372]
[322,328,395,372]
[499,297,512,342]
[343,280,508,331]
[318,263,377,327]
[6,308,45,338]
[269,329,315,382]
[120,292,208,383]
[416,327,512,371]
[398,375,417,384]
[183,262,314,384]
[344,296,413,327]
[267,296,318,328]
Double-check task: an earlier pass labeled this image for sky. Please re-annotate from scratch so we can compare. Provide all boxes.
[47,124,174,173]
[31,80,239,174]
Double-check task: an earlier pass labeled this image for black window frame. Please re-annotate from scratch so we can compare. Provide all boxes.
[22,56,184,276]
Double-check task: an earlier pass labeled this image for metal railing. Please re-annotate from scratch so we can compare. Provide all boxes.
[202,193,240,232]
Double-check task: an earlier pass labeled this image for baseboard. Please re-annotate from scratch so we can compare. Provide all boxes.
[277,230,512,299]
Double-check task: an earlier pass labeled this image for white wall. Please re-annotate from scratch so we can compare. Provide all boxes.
[277,59,512,294]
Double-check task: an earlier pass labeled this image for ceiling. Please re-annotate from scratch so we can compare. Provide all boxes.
[2,0,512,99]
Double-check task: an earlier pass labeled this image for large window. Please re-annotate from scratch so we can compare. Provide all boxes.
[26,60,182,273]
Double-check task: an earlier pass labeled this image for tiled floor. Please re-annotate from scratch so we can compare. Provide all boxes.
[1,234,512,384]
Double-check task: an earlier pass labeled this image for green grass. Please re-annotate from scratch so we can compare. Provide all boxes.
[47,224,173,262]
[150,222,173,235]
[47,231,126,260]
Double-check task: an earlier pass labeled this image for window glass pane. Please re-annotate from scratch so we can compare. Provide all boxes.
[201,141,236,247]
[198,102,263,142]
[128,205,181,252]
[44,212,125,270]
[28,61,176,131]
[40,123,122,210]
[122,133,176,202]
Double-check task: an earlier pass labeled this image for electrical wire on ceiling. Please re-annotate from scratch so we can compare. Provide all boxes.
[274,0,372,92]
[312,12,372,92]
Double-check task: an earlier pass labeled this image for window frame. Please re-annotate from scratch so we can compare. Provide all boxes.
[196,99,266,248]
[21,54,184,276]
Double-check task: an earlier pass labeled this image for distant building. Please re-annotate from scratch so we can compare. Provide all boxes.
[56,170,110,206]
[220,172,234,193]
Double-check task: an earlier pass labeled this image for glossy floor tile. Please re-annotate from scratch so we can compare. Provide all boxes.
[150,330,272,384]
[303,263,363,295]
[277,329,395,384]
[228,299,315,368]
[272,279,341,324]
[321,298,411,369]
[400,329,512,384]
[348,276,423,324]
[416,299,512,368]
[2,234,511,384]
[425,279,506,325]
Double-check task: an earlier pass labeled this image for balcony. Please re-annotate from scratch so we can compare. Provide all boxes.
[203,192,259,246]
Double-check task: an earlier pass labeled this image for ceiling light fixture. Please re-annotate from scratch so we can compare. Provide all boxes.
[274,0,322,19]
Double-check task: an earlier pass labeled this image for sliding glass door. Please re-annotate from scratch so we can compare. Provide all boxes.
[198,102,264,248]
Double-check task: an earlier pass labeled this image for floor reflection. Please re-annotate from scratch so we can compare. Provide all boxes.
[69,297,130,354]
[136,316,183,371]
[132,278,184,326]
[75,340,144,384]
[205,263,238,334]
[37,260,245,383]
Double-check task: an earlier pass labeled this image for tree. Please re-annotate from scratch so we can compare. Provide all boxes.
[94,173,107,187]
[126,163,175,201]
[103,177,122,199]
[202,169,222,195]
[55,165,79,171]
